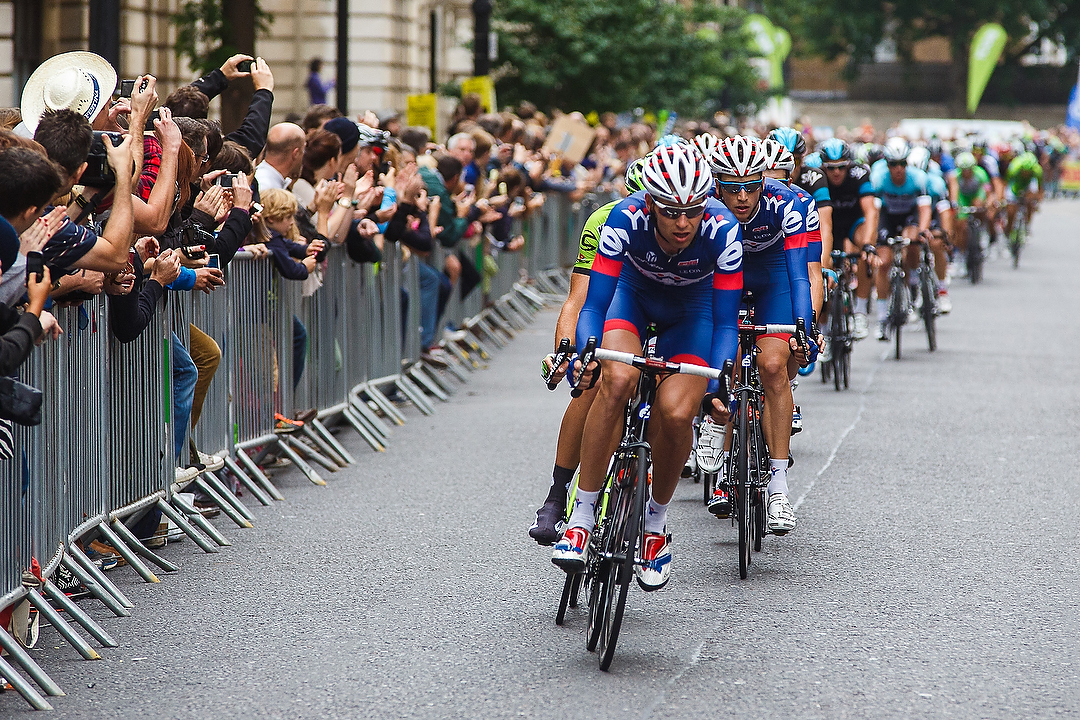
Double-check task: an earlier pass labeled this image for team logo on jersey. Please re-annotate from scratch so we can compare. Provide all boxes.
[850,165,868,179]
[716,238,742,272]
[620,204,649,230]
[646,251,657,264]
[699,214,730,238]
[781,201,803,235]
[598,225,629,256]
[677,258,699,267]
[805,208,820,232]
[763,193,785,213]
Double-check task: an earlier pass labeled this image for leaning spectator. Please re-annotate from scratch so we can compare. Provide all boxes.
[0,147,64,306]
[255,122,305,191]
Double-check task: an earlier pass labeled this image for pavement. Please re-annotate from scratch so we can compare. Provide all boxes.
[4,199,1080,719]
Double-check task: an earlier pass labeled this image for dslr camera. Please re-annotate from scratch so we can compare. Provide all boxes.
[81,131,125,188]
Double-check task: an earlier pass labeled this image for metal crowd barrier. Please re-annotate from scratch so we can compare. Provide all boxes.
[0,190,590,711]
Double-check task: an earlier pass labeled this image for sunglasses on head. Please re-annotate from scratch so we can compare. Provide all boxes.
[652,201,706,219]
[717,179,764,195]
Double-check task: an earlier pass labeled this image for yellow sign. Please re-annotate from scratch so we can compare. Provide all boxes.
[1059,159,1080,192]
[406,93,437,135]
[461,76,496,113]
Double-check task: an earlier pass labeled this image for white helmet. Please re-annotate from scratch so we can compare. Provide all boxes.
[705,136,768,177]
[907,146,931,172]
[693,132,721,162]
[760,138,795,174]
[641,143,714,207]
[883,137,911,163]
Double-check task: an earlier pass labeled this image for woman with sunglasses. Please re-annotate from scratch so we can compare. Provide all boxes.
[695,134,816,537]
[551,143,743,593]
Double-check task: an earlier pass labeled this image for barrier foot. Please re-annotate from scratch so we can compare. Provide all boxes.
[0,655,53,710]
[96,523,159,583]
[309,418,356,465]
[156,500,220,553]
[514,282,548,310]
[201,471,256,523]
[41,579,118,648]
[482,309,517,341]
[0,624,65,696]
[109,519,180,573]
[233,450,285,502]
[275,438,327,486]
[67,546,135,609]
[455,328,493,360]
[507,293,538,321]
[444,339,481,370]
[415,362,455,397]
[25,588,100,661]
[532,272,562,296]
[395,375,435,416]
[437,350,471,383]
[170,496,233,546]
[58,556,131,617]
[361,385,407,426]
[408,364,449,402]
[284,435,338,473]
[468,315,508,348]
[341,406,386,452]
[495,298,529,330]
[193,475,254,528]
[348,397,394,442]
[221,456,274,507]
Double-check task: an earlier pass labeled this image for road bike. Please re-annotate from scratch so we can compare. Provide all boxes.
[571,333,727,670]
[912,236,938,353]
[820,251,858,391]
[723,317,806,579]
[959,207,986,285]
[882,236,911,360]
[1009,207,1028,269]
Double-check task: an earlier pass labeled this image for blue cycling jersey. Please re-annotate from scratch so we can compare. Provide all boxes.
[577,193,744,378]
[871,165,932,216]
[790,182,822,265]
[926,173,949,204]
[737,178,813,328]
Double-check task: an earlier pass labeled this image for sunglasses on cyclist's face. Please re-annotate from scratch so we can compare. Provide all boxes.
[652,201,706,219]
[887,161,906,168]
[717,179,764,195]
[823,163,850,171]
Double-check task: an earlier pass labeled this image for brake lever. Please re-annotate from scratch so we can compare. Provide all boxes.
[545,337,572,390]
[570,336,598,398]
[795,318,810,368]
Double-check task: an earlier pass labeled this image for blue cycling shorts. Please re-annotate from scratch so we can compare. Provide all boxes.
[602,276,712,365]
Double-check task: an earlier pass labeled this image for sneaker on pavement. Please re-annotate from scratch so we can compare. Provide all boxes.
[853,313,870,340]
[635,532,672,591]
[767,493,797,535]
[528,499,566,546]
[791,405,803,435]
[937,290,952,314]
[707,487,731,518]
[551,527,590,572]
[696,417,725,473]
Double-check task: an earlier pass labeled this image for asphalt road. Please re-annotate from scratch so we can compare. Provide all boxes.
[5,199,1080,719]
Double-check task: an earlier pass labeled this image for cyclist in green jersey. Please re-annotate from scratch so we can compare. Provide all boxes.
[529,157,649,545]
[953,152,992,258]
[1004,151,1043,240]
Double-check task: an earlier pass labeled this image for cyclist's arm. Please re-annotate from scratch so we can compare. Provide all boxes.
[555,273,588,348]
[575,226,624,352]
[708,226,744,393]
[781,206,813,328]
[916,196,932,232]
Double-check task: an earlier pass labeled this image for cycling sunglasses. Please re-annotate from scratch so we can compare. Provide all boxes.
[652,201,706,219]
[717,179,764,195]
[822,161,851,170]
[887,160,907,168]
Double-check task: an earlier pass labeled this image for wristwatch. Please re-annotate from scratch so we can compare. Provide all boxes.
[336,198,358,208]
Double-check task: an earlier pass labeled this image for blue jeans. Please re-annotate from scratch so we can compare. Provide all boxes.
[293,315,307,390]
[172,333,197,464]
[417,261,442,349]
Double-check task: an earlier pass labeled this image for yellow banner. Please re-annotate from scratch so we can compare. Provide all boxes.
[1059,159,1080,192]
[406,93,437,135]
[461,76,497,113]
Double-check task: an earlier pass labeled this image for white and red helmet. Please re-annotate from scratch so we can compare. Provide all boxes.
[641,143,714,207]
[760,138,795,174]
[704,136,768,178]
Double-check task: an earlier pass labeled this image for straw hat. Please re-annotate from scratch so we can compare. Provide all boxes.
[20,51,117,135]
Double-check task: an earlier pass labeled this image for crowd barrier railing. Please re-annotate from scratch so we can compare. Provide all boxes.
[0,190,593,710]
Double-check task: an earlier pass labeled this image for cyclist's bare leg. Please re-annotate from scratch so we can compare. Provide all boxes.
[648,374,709,505]
[1005,202,1018,236]
[929,231,948,282]
[874,244,894,300]
[553,385,599,471]
[756,336,797,464]
[577,329,641,495]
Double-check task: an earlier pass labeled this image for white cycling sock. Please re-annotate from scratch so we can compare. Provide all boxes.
[876,298,888,322]
[645,493,669,535]
[768,458,789,496]
[937,278,948,292]
[567,489,599,531]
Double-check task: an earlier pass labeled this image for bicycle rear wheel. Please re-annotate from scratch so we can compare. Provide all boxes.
[597,450,643,671]
[735,394,752,579]
[889,273,905,361]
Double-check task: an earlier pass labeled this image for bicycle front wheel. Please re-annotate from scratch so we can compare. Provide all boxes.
[734,394,753,579]
[920,270,937,352]
[597,450,643,671]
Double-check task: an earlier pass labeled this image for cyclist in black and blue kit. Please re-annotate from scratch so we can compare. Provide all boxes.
[871,137,933,340]
[769,127,833,271]
[695,135,816,535]
[819,138,878,338]
[552,143,743,592]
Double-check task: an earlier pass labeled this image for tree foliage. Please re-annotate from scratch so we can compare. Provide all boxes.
[493,0,764,116]
[172,0,274,76]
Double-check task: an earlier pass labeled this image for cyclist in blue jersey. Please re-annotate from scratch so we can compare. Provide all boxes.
[769,127,833,269]
[871,138,933,340]
[696,135,815,535]
[552,144,743,591]
[928,138,959,204]
[908,146,955,313]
